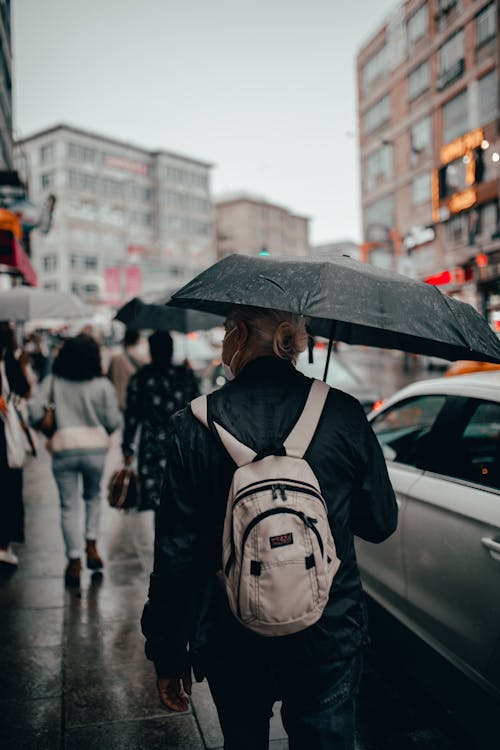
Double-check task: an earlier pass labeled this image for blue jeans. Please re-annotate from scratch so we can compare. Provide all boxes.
[52,452,106,559]
[206,638,362,750]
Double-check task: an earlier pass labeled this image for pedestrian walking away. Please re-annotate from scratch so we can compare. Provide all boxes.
[122,330,200,514]
[0,323,31,569]
[28,334,121,588]
[107,328,148,411]
[141,306,398,750]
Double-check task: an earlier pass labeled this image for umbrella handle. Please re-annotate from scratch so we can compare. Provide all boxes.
[323,323,335,382]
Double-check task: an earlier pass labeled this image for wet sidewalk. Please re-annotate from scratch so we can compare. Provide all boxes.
[0,440,289,750]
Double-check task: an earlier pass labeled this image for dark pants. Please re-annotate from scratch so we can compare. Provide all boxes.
[205,638,362,750]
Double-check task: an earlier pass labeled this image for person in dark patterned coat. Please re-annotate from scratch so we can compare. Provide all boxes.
[122,331,200,512]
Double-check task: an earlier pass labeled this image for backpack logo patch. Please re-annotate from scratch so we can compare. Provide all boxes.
[270,532,293,548]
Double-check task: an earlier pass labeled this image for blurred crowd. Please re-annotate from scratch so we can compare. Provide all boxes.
[0,321,200,587]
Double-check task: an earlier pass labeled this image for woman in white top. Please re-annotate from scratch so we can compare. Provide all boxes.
[29,334,121,588]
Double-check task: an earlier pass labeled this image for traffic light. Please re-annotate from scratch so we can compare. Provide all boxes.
[258,246,270,256]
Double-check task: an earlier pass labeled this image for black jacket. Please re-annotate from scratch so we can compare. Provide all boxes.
[141,356,397,679]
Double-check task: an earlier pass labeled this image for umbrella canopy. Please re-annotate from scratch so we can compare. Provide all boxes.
[0,287,88,322]
[167,254,500,364]
[115,296,223,333]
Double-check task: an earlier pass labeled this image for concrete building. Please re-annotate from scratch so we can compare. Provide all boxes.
[215,193,310,260]
[357,0,498,320]
[14,124,214,304]
[0,0,12,170]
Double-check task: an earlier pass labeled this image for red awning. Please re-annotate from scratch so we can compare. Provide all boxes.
[0,232,38,287]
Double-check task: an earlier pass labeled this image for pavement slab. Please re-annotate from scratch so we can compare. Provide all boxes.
[0,697,61,750]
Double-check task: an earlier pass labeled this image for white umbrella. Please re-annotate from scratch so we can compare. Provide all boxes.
[0,288,89,321]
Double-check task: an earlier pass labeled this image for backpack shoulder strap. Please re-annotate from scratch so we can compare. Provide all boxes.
[284,379,330,459]
[191,395,256,467]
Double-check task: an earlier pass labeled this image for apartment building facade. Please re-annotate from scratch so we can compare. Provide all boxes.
[215,193,310,260]
[14,124,214,304]
[357,0,499,320]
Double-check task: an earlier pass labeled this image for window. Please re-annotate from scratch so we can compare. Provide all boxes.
[43,281,59,291]
[476,3,496,47]
[40,172,55,190]
[364,95,391,135]
[83,255,97,270]
[364,145,393,193]
[67,170,97,193]
[70,254,78,269]
[456,401,500,489]
[362,44,389,93]
[439,157,467,198]
[479,70,497,126]
[411,172,431,205]
[446,214,467,244]
[365,194,395,232]
[442,89,468,143]
[408,61,430,100]
[42,254,58,271]
[40,143,55,163]
[372,395,447,466]
[68,142,97,163]
[411,116,431,153]
[438,30,464,90]
[407,3,428,44]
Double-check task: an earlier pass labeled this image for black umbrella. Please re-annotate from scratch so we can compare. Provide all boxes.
[115,296,223,333]
[167,254,500,372]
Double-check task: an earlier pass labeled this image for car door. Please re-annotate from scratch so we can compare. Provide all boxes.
[355,393,448,617]
[404,397,500,693]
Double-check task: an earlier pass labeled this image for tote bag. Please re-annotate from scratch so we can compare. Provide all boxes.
[0,360,27,469]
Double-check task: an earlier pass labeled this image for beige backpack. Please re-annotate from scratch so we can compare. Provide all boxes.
[191,379,340,637]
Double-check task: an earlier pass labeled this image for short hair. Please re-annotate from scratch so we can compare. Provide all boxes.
[124,328,140,347]
[148,330,173,364]
[53,334,102,381]
[226,306,308,363]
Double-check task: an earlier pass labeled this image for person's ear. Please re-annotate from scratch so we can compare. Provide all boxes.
[237,321,249,348]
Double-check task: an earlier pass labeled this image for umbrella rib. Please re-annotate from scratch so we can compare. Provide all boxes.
[258,275,286,294]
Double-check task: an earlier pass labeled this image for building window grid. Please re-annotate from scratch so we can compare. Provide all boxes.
[364,146,393,193]
[476,3,496,47]
[68,142,97,163]
[408,61,430,100]
[407,3,428,44]
[364,95,391,135]
[479,69,498,126]
[42,254,58,272]
[411,172,431,205]
[40,143,55,164]
[411,116,432,153]
[362,44,389,93]
[442,88,468,144]
[40,171,55,190]
[438,29,464,86]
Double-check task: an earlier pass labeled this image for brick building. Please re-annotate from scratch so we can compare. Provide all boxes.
[357,0,499,322]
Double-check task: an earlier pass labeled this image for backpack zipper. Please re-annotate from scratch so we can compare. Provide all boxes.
[235,507,325,618]
[232,483,324,510]
[232,477,319,504]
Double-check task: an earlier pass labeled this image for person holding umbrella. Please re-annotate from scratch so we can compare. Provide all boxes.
[141,306,397,749]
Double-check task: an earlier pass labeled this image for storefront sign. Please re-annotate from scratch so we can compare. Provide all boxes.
[105,155,148,176]
[403,225,435,250]
[440,128,484,165]
[449,189,477,214]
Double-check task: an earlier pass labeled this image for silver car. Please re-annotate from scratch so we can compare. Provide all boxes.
[355,371,500,707]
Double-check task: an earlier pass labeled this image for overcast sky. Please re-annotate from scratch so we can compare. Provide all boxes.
[12,0,397,245]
